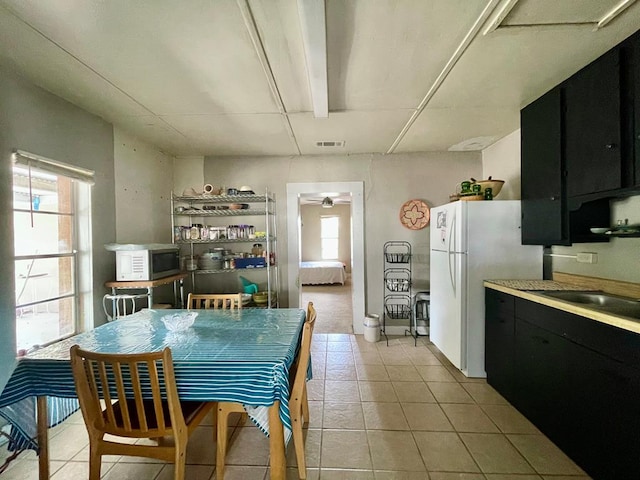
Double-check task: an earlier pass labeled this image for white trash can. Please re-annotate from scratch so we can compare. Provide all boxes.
[363,314,381,343]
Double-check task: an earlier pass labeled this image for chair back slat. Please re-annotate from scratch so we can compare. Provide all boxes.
[128,362,146,432]
[96,361,118,429]
[187,293,242,310]
[147,360,166,432]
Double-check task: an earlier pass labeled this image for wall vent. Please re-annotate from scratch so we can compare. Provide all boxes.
[315,141,345,147]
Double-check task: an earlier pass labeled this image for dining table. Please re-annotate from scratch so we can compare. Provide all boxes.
[0,307,307,479]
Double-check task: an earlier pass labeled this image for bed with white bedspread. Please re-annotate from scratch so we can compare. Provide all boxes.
[300,261,346,285]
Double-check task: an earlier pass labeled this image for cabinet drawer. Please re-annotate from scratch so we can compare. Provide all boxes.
[515,298,640,369]
[485,290,514,316]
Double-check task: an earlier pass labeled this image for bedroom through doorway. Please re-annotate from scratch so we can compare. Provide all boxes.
[299,195,353,334]
[286,181,365,335]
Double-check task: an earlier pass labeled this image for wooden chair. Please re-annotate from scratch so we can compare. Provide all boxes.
[215,302,317,480]
[299,302,316,426]
[187,293,242,310]
[70,345,215,480]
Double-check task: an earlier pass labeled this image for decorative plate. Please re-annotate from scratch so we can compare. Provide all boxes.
[399,199,430,230]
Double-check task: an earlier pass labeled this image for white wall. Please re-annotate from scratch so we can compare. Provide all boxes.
[114,128,175,244]
[482,129,640,284]
[201,151,482,320]
[301,204,352,272]
[482,129,521,200]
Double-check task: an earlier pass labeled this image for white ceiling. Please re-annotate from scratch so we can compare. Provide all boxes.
[1,0,639,157]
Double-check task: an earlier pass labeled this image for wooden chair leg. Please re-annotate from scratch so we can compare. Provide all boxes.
[216,405,230,480]
[174,446,187,480]
[301,385,309,425]
[291,406,306,479]
[88,443,102,480]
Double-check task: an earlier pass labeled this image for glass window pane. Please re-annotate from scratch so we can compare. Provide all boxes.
[13,160,82,352]
[15,257,75,306]
[322,238,339,260]
[13,211,74,255]
[321,216,339,237]
[16,296,76,351]
[12,166,73,214]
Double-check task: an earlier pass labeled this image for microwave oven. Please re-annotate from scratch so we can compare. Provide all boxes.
[115,247,180,281]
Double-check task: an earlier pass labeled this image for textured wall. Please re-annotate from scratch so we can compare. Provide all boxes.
[114,128,174,244]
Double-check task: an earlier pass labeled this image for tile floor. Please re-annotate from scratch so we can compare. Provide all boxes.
[0,334,591,479]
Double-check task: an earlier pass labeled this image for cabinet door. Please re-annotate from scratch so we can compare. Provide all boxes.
[521,87,567,245]
[484,290,516,402]
[565,48,622,197]
[514,319,573,442]
[566,342,640,479]
[515,298,640,479]
[627,30,640,187]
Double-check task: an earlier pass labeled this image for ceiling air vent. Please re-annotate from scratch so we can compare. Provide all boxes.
[315,141,345,148]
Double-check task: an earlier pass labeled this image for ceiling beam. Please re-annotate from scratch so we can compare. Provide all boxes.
[596,0,637,29]
[482,0,519,35]
[236,0,301,154]
[297,0,328,118]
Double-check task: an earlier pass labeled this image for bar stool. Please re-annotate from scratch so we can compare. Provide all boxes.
[413,291,430,335]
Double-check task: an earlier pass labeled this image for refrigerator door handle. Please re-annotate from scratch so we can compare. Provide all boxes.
[448,208,456,294]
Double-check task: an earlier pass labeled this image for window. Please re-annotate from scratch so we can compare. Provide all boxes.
[12,151,93,352]
[321,216,339,260]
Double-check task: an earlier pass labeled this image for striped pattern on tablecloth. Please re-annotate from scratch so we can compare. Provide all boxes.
[0,308,307,448]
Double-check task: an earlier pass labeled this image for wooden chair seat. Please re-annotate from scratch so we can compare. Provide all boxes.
[108,399,209,433]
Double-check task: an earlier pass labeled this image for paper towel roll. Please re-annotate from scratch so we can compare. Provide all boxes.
[203,183,214,194]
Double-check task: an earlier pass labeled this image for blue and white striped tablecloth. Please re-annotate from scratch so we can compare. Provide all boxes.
[0,307,307,450]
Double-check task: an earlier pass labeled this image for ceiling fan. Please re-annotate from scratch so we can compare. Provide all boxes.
[301,194,351,207]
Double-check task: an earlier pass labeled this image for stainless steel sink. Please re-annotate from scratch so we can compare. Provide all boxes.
[539,290,640,320]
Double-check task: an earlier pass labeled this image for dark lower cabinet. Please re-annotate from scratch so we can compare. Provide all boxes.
[484,291,516,402]
[485,288,640,479]
[514,319,574,444]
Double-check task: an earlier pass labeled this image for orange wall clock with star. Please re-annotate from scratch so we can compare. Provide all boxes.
[399,199,430,230]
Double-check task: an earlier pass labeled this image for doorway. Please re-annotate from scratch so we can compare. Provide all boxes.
[286,182,365,334]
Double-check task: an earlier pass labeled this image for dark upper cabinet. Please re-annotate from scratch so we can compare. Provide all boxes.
[621,30,640,187]
[635,33,640,186]
[564,48,623,197]
[521,87,567,245]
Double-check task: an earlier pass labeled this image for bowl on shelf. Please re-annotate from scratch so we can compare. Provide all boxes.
[470,177,504,197]
[252,291,273,305]
[589,227,609,234]
[229,203,250,210]
[161,312,198,332]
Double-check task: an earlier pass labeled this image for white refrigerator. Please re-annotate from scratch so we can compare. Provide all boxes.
[429,200,542,377]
